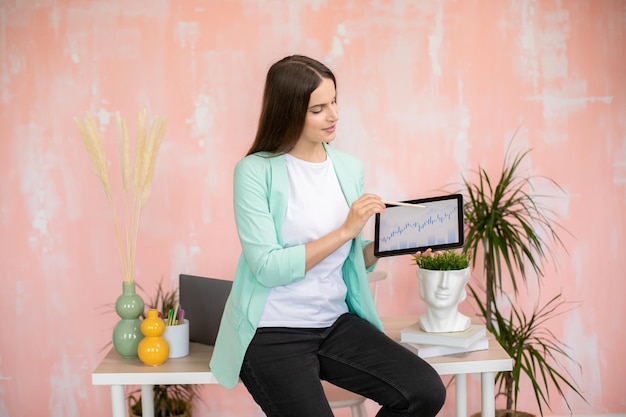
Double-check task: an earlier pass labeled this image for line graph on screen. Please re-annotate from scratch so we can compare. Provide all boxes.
[378,198,461,253]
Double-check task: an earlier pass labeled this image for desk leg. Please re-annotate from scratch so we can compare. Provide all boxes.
[481,371,495,417]
[455,374,467,417]
[141,384,155,417]
[110,385,125,417]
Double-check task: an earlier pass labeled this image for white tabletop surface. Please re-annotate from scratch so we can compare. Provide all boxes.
[92,315,511,385]
[92,342,218,385]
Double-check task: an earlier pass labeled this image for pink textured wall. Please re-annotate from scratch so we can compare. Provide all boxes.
[1,1,624,416]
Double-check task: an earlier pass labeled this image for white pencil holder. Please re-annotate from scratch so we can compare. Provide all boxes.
[162,319,189,358]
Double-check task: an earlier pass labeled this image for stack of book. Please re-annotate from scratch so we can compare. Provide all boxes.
[399,322,489,359]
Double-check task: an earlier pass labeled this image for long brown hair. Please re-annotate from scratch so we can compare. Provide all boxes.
[246,55,336,156]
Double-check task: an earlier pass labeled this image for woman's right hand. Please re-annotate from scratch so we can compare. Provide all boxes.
[342,193,386,239]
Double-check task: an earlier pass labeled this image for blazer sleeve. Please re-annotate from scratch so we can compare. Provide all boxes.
[233,155,306,287]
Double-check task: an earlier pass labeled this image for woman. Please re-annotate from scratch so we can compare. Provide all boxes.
[210,55,445,417]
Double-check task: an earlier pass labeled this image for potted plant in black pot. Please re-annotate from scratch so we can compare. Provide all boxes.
[461,142,586,416]
[128,383,196,417]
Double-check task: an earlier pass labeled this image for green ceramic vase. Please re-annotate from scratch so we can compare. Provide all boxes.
[112,281,144,358]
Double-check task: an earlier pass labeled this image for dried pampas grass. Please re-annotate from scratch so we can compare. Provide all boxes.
[74,109,166,283]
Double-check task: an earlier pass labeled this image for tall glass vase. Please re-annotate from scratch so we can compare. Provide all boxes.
[112,281,144,358]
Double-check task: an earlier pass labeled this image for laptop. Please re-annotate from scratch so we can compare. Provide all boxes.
[178,274,233,346]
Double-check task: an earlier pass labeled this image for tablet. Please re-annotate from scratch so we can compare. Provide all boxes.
[374,194,464,258]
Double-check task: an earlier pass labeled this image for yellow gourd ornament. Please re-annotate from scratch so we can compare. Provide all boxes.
[137,309,169,366]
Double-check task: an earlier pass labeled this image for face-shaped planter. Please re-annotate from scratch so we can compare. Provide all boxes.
[417,267,471,333]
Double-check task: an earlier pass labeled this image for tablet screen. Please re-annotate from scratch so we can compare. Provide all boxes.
[374,194,464,258]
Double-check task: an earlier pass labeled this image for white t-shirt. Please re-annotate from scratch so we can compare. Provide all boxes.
[258,154,351,328]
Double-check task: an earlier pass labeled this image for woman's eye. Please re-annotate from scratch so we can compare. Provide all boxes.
[310,107,323,114]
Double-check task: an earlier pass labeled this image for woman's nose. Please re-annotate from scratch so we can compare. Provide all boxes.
[327,105,338,122]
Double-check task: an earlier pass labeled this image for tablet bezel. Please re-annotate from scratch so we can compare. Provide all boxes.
[374,193,464,258]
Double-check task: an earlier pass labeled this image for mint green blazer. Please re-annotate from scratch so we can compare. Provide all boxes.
[209,143,383,389]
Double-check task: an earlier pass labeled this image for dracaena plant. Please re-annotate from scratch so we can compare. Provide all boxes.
[461,139,586,414]
[462,145,565,326]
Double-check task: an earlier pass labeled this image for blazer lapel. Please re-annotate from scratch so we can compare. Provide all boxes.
[324,144,359,205]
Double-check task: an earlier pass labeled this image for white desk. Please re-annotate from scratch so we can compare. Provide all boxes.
[92,316,512,417]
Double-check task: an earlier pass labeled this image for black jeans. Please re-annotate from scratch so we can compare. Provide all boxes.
[240,313,446,417]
